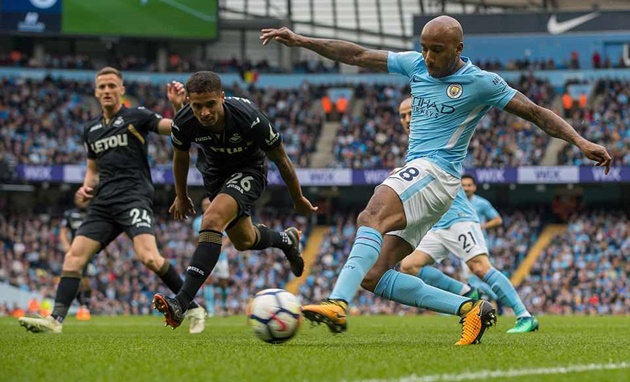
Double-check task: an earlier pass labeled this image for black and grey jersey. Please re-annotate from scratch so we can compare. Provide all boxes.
[83,106,162,204]
[171,97,282,177]
[60,207,88,240]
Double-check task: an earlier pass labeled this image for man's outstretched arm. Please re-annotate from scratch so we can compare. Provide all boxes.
[261,27,389,72]
[504,91,612,173]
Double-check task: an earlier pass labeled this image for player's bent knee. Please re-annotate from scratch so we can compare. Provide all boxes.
[63,249,89,272]
[232,238,254,251]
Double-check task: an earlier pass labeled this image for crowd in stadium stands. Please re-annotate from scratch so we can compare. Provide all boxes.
[329,75,554,169]
[0,77,322,171]
[3,72,630,175]
[558,79,630,166]
[0,208,308,316]
[329,83,410,169]
[476,51,627,71]
[5,74,628,172]
[519,210,630,315]
[0,51,338,74]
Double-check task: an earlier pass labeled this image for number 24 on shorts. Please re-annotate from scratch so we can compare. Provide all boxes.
[129,208,152,228]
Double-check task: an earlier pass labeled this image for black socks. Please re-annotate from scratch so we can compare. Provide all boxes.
[176,230,223,310]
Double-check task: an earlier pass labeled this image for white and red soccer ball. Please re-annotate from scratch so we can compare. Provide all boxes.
[247,289,301,344]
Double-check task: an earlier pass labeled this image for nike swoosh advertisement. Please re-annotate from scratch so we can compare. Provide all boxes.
[413,11,630,35]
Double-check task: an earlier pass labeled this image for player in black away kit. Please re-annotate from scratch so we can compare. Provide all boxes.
[153,71,318,329]
[19,67,207,334]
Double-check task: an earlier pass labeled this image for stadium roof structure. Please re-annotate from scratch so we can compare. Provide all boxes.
[220,0,630,50]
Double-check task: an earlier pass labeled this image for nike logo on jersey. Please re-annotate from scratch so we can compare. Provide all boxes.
[265,123,280,145]
[547,12,599,35]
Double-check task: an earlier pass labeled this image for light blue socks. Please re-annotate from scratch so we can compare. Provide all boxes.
[418,266,468,295]
[330,226,383,302]
[375,269,468,315]
[483,268,530,317]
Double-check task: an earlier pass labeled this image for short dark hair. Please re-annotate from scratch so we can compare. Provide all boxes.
[185,71,222,94]
[96,67,123,81]
[462,174,477,184]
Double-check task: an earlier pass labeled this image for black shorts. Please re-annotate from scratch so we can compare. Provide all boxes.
[76,198,155,249]
[203,167,267,227]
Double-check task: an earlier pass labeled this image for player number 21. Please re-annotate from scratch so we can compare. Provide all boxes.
[227,172,254,192]
[458,231,477,253]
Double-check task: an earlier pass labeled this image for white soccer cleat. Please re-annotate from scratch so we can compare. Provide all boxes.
[18,316,63,334]
[186,306,208,334]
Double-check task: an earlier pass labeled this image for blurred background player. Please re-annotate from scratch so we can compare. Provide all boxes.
[18,68,206,334]
[153,72,318,329]
[59,190,92,320]
[194,197,231,317]
[460,174,502,304]
[460,175,501,307]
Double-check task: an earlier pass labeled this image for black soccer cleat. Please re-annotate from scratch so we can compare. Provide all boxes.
[283,227,305,277]
[152,293,185,329]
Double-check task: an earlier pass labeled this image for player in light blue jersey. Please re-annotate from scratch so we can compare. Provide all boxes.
[261,15,611,345]
[193,197,231,319]
[459,174,502,301]
[401,186,539,333]
[462,175,502,231]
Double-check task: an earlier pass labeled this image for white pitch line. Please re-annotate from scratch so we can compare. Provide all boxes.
[352,362,630,382]
[158,0,216,23]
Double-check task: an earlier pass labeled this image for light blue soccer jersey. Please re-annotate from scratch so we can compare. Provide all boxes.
[193,215,228,261]
[388,52,517,178]
[432,187,479,230]
[469,194,500,224]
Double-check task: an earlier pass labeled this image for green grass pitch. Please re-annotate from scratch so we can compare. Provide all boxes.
[1,315,629,381]
[62,0,218,39]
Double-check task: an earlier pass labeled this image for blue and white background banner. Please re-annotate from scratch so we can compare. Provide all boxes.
[12,165,627,186]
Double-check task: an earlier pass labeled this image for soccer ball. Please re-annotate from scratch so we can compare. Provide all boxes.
[247,289,301,344]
